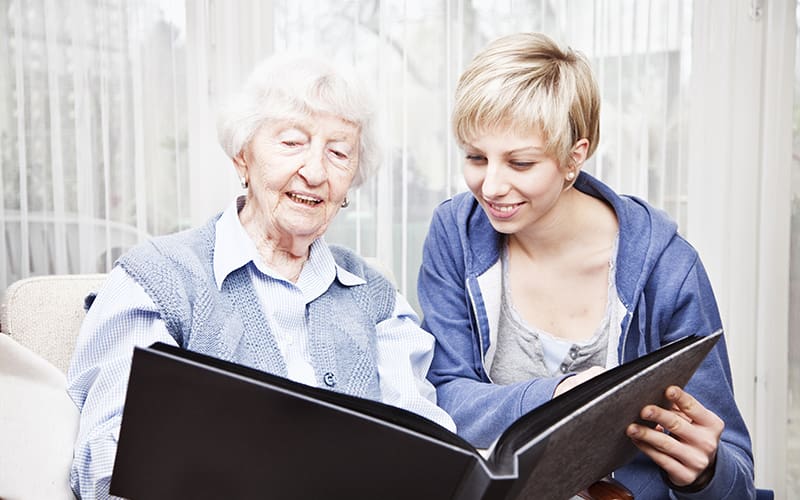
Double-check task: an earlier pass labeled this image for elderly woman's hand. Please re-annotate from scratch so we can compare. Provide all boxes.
[625,385,723,489]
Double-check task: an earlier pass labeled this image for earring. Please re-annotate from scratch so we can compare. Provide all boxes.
[566,171,575,181]
[239,177,248,189]
[341,197,350,208]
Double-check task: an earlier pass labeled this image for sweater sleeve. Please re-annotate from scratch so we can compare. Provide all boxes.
[374,292,457,432]
[67,266,180,499]
[664,256,756,499]
[417,201,564,448]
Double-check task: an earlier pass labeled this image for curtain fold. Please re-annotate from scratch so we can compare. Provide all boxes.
[1,0,691,302]
[0,0,187,288]
[2,0,797,494]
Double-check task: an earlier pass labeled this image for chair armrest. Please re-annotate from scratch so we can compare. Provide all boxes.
[577,477,634,500]
[0,333,78,499]
[1,273,107,374]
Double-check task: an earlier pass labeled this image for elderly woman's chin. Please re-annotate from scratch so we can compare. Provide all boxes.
[278,191,348,233]
[272,205,337,241]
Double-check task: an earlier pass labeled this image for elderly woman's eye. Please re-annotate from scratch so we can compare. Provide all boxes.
[277,128,308,148]
[330,149,348,160]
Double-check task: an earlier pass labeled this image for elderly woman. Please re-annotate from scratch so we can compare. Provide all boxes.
[66,53,455,498]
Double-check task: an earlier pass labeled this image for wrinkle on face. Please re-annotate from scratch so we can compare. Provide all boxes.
[234,110,361,261]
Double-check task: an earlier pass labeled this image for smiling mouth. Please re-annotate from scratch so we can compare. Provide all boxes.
[287,193,323,206]
[486,201,523,213]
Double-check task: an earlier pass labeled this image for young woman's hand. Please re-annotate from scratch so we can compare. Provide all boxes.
[626,386,723,488]
[553,365,606,397]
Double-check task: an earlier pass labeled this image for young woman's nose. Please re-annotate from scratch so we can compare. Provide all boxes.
[481,161,509,198]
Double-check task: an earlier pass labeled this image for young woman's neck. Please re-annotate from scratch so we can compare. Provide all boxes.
[509,189,585,258]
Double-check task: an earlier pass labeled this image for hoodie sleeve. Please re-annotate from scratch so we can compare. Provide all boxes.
[656,252,756,499]
[417,200,564,448]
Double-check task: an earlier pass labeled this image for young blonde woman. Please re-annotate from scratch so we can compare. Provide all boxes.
[418,32,755,498]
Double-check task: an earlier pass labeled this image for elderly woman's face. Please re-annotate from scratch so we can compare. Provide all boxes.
[236,111,360,244]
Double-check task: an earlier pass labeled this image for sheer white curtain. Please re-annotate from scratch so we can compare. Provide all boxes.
[3,0,793,494]
[789,1,800,497]
[687,1,794,496]
[184,0,693,309]
[0,0,188,288]
[0,0,691,299]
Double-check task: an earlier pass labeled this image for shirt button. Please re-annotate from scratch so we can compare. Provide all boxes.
[323,372,336,387]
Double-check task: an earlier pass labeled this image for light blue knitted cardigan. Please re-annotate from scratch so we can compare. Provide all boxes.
[116,214,396,401]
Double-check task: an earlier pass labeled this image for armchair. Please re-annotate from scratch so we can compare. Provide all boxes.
[0,273,106,500]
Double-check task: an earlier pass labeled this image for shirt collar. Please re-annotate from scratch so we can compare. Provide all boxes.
[334,261,367,287]
[213,197,256,289]
[213,196,366,291]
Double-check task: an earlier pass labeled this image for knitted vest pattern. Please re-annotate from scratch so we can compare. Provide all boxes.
[116,215,395,401]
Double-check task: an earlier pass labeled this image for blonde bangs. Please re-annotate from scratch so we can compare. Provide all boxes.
[453,72,574,162]
[451,32,600,164]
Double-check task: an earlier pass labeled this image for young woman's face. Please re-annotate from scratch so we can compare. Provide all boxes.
[235,111,360,243]
[462,125,572,235]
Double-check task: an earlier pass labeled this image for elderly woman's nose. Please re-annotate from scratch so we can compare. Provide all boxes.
[298,148,328,185]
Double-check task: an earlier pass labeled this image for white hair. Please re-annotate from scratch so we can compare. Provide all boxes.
[216,53,380,187]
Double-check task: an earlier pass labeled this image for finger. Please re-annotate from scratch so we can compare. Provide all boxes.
[639,404,721,460]
[628,436,691,485]
[627,424,710,486]
[641,404,692,440]
[554,366,606,397]
[669,403,693,423]
[634,406,719,467]
[665,386,719,428]
[663,387,725,446]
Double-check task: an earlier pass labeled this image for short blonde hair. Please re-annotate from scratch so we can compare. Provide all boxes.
[217,53,379,188]
[453,32,600,166]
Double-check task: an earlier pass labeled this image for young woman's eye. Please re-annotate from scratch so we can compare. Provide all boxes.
[510,161,535,169]
[465,154,486,163]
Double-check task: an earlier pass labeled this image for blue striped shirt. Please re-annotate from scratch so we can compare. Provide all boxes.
[67,198,455,499]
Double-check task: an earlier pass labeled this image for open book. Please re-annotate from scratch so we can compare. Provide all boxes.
[110,330,721,500]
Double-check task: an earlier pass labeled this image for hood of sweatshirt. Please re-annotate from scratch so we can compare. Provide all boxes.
[451,171,679,315]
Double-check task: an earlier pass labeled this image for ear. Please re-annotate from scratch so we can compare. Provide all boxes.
[569,138,590,170]
[232,150,248,178]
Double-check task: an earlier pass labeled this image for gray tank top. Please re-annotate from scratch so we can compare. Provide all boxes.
[490,239,624,384]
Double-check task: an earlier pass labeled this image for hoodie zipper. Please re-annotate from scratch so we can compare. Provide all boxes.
[466,277,493,382]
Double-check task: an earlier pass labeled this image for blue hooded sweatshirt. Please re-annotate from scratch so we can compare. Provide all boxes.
[418,171,755,499]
